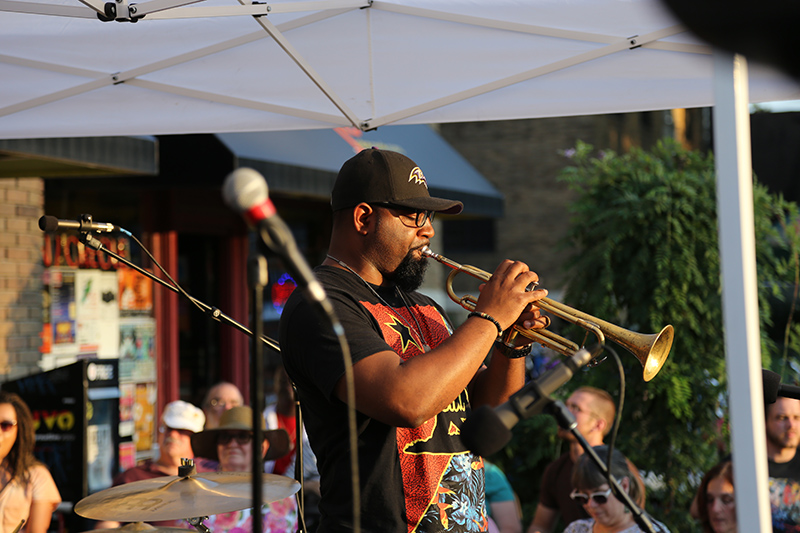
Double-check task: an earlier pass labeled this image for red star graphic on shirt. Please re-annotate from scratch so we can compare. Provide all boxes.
[384,315,424,353]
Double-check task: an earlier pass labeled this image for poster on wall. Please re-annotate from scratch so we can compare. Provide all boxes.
[118,318,157,383]
[118,266,154,316]
[133,382,156,453]
[119,441,137,471]
[50,269,76,355]
[75,270,120,357]
[119,383,135,438]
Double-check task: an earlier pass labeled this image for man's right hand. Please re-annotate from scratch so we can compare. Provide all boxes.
[473,260,548,331]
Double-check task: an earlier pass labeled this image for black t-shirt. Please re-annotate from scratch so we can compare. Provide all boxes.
[280,266,488,533]
[769,452,800,532]
[538,453,589,526]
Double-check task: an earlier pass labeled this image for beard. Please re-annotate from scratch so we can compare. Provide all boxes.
[387,251,428,292]
[767,426,800,450]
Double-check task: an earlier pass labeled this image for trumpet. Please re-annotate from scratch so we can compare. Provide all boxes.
[421,247,673,381]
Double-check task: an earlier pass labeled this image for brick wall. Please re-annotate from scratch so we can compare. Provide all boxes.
[0,178,44,380]
[437,112,690,293]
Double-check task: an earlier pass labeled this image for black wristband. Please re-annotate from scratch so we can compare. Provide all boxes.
[467,311,503,338]
[494,340,532,359]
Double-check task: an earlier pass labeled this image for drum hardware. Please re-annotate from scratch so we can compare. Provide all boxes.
[74,458,300,523]
[86,523,196,533]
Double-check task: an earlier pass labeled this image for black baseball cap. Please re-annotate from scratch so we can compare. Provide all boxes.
[331,148,463,215]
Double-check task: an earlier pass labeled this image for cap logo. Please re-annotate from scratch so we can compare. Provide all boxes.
[408,167,428,189]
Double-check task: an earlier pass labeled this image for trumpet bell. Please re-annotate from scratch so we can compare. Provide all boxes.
[620,324,673,382]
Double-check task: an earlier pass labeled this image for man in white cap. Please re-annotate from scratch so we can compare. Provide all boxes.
[95,400,209,529]
[113,400,208,483]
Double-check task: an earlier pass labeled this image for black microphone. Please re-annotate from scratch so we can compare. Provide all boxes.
[763,369,800,404]
[222,168,331,315]
[461,348,594,457]
[38,215,122,234]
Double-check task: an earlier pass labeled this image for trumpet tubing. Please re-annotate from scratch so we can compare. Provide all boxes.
[422,247,673,381]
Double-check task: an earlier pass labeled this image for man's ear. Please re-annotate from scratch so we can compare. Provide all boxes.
[594,417,607,436]
[262,438,269,459]
[353,203,376,235]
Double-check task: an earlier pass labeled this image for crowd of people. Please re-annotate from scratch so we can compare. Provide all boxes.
[6,148,798,533]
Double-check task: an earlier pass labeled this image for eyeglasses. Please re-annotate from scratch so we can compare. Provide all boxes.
[565,402,598,420]
[570,488,613,505]
[373,203,435,228]
[208,398,242,409]
[159,425,193,437]
[217,431,253,446]
[0,420,17,432]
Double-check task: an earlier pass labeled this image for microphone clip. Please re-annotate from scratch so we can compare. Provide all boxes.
[77,214,98,233]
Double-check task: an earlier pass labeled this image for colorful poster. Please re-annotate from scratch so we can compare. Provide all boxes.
[119,441,137,471]
[118,267,154,316]
[119,383,135,438]
[133,382,156,453]
[50,269,77,354]
[118,318,156,383]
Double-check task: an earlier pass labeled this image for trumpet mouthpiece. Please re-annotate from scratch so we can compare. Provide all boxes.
[421,246,433,257]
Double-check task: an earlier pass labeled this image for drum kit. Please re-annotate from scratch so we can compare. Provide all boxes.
[74,460,300,532]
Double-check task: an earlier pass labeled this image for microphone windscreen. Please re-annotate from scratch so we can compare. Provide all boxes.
[763,368,781,404]
[39,215,58,232]
[222,168,268,212]
[461,405,513,457]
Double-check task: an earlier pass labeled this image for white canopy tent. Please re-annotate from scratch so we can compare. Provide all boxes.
[2,1,799,530]
[0,0,798,138]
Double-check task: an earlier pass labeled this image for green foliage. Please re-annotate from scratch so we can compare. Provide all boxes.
[493,138,800,532]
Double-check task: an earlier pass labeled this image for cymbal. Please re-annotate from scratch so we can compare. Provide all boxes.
[84,523,190,532]
[75,471,300,522]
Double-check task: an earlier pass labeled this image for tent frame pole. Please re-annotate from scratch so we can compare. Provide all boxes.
[713,50,772,533]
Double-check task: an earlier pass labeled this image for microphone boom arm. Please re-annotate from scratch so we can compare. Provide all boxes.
[79,232,281,353]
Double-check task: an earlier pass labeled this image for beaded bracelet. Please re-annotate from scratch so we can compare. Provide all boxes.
[494,340,532,359]
[467,311,503,338]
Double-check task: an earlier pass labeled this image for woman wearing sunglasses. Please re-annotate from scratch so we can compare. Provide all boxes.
[695,461,736,533]
[564,445,670,533]
[190,406,297,532]
[0,391,61,533]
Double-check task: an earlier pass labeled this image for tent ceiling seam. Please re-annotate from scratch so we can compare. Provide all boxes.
[375,2,628,45]
[366,24,688,129]
[0,0,363,19]
[128,78,352,124]
[0,78,107,118]
[0,0,94,18]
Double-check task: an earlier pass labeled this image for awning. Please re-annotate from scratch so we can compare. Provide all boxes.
[0,136,158,178]
[216,125,504,218]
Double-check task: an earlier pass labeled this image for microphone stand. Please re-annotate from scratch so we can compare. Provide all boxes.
[78,232,281,352]
[545,400,657,533]
[293,383,308,533]
[249,253,268,533]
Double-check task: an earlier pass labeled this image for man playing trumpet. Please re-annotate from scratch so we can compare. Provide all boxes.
[279,148,549,533]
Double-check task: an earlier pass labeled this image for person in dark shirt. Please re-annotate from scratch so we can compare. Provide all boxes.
[280,148,549,532]
[526,387,616,533]
[766,397,800,532]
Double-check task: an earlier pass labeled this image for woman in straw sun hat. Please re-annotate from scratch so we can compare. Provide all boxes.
[189,406,297,533]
